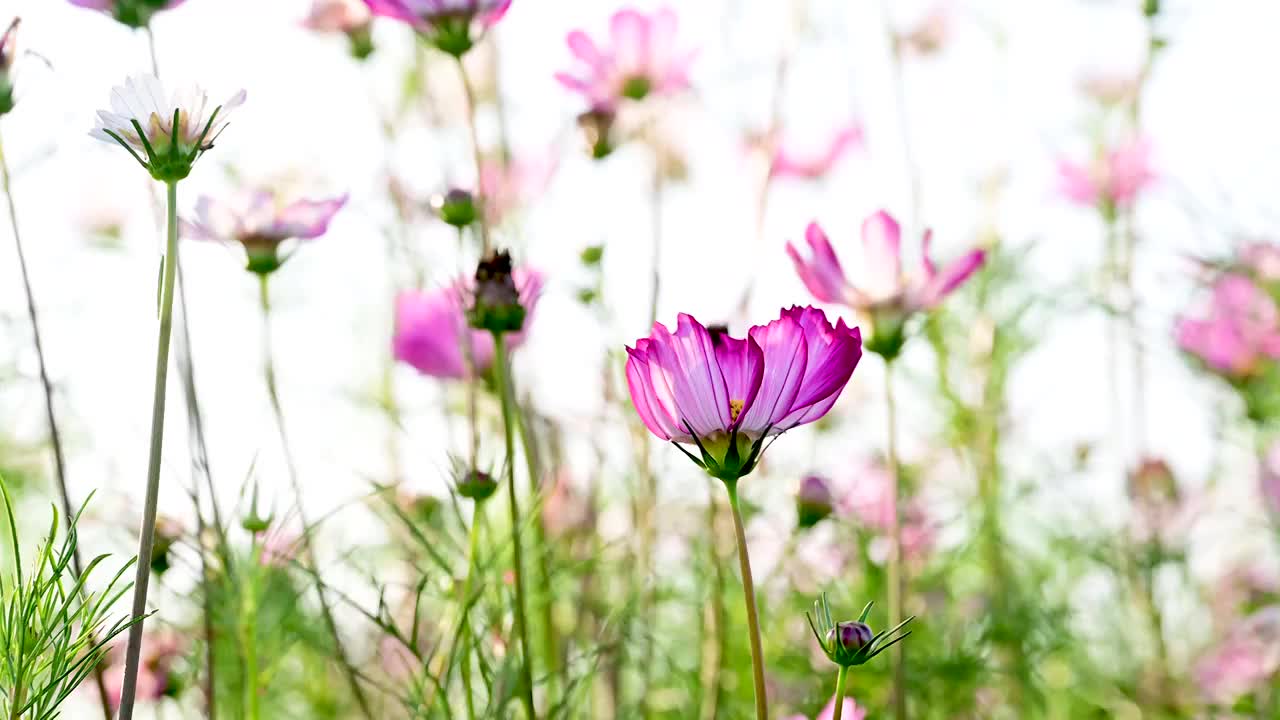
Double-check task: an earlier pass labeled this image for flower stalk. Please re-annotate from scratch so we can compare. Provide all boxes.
[116,179,180,720]
[883,360,906,720]
[831,665,850,720]
[725,479,768,720]
[493,331,538,719]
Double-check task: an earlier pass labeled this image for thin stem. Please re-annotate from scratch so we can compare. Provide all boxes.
[116,180,181,720]
[648,157,663,329]
[513,398,559,700]
[884,360,906,720]
[257,275,375,720]
[725,481,768,720]
[455,56,491,255]
[831,665,849,720]
[242,539,261,720]
[459,508,483,720]
[492,332,538,719]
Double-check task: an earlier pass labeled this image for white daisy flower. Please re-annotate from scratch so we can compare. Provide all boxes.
[90,74,246,182]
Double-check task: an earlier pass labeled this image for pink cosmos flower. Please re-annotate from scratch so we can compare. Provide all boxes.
[1175,274,1280,380]
[394,268,542,380]
[68,0,185,27]
[1057,138,1154,210]
[788,211,985,357]
[555,7,695,112]
[770,125,865,181]
[784,694,866,720]
[305,0,372,32]
[625,306,862,481]
[1195,606,1280,705]
[364,0,509,55]
[181,190,347,274]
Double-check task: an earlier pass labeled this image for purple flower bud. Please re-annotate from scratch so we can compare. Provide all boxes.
[468,250,527,334]
[795,474,834,529]
[827,621,874,655]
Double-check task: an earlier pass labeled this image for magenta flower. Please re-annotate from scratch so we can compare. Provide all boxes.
[68,0,185,28]
[784,694,866,720]
[555,7,695,113]
[626,306,861,481]
[394,268,542,380]
[364,0,509,55]
[1057,137,1154,212]
[181,190,347,275]
[1176,274,1280,380]
[843,459,936,562]
[1195,606,1280,705]
[788,211,985,358]
[770,125,864,181]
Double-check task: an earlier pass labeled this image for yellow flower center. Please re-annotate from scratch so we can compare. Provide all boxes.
[729,399,744,423]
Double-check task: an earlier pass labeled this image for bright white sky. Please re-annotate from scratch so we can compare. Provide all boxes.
[2,0,1280,712]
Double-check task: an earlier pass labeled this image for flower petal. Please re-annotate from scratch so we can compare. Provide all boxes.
[645,314,731,437]
[738,314,808,435]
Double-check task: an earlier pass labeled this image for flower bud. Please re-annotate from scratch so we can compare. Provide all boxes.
[578,108,617,160]
[456,469,498,502]
[827,621,874,656]
[0,19,18,117]
[862,305,908,361]
[431,188,478,229]
[795,474,834,529]
[467,250,527,334]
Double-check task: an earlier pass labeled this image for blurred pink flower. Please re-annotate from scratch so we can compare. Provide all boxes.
[104,631,185,710]
[542,469,594,538]
[182,190,347,274]
[479,155,557,227]
[1261,441,1280,517]
[896,3,950,55]
[1057,138,1154,210]
[770,125,865,181]
[364,0,509,54]
[258,527,301,568]
[626,307,861,480]
[1176,274,1280,380]
[555,7,695,112]
[843,460,936,562]
[1240,242,1280,284]
[305,0,372,32]
[784,694,866,720]
[788,211,985,321]
[1078,68,1141,106]
[1195,606,1280,705]
[394,268,542,380]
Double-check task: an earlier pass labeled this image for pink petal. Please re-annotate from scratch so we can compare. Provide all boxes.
[273,194,348,240]
[610,8,651,75]
[777,307,863,428]
[739,314,808,434]
[711,330,765,431]
[626,340,683,440]
[566,29,603,66]
[861,210,903,296]
[787,222,852,305]
[1057,159,1099,206]
[914,248,985,309]
[645,315,732,437]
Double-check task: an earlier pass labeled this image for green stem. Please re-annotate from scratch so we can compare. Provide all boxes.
[455,56,491,255]
[243,540,261,720]
[459,508,483,720]
[697,495,725,720]
[257,275,375,720]
[831,665,849,720]
[725,481,768,720]
[884,360,906,720]
[513,399,559,700]
[493,332,538,719]
[116,180,180,720]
